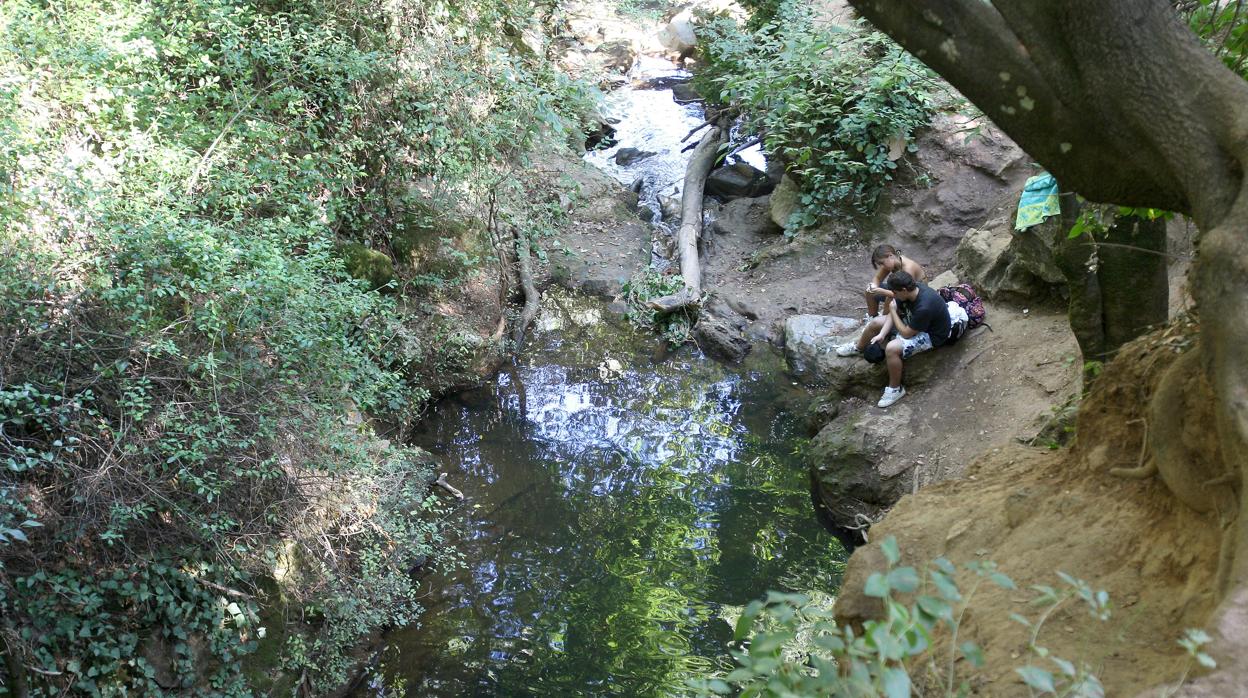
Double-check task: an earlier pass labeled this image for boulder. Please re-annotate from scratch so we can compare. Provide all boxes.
[807,405,916,532]
[769,174,801,229]
[594,39,635,73]
[783,314,946,394]
[671,82,702,104]
[783,314,863,380]
[709,196,781,238]
[765,157,786,188]
[584,120,617,152]
[705,161,772,200]
[659,194,681,220]
[928,269,959,289]
[339,242,394,292]
[657,9,697,54]
[694,311,751,363]
[614,147,656,166]
[955,210,1066,301]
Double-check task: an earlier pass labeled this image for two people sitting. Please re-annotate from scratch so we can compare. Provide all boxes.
[862,244,925,318]
[837,246,968,409]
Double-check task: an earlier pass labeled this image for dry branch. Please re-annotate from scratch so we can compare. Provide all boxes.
[675,124,726,296]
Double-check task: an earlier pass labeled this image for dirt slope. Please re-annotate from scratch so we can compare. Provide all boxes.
[836,323,1224,696]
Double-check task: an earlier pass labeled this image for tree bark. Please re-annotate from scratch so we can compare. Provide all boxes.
[676,124,725,295]
[511,227,540,353]
[846,0,1248,686]
[1054,197,1170,372]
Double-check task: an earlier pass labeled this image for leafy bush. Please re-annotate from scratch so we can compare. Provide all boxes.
[1185,0,1248,79]
[696,3,934,226]
[622,269,697,346]
[695,537,1216,697]
[0,0,594,692]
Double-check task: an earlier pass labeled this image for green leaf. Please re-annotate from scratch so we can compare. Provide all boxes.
[990,571,1017,590]
[882,667,912,698]
[1051,657,1076,676]
[886,566,920,594]
[1008,612,1033,628]
[917,595,954,623]
[1017,666,1056,693]
[930,570,962,602]
[880,535,900,566]
[960,641,985,668]
[1196,652,1217,669]
[864,572,891,598]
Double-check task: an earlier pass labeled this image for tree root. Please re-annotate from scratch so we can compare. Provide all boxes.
[511,226,540,353]
[1110,419,1157,479]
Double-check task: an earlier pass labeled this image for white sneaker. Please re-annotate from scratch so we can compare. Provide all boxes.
[878,386,906,408]
[835,342,861,357]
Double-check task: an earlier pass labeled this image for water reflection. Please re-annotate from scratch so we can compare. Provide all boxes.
[360,293,845,696]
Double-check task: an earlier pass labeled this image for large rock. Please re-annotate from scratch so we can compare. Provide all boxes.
[657,9,697,54]
[594,39,635,73]
[671,82,702,104]
[769,174,801,229]
[709,196,781,238]
[783,314,947,394]
[706,161,773,200]
[339,242,394,292]
[614,147,656,166]
[694,311,751,363]
[955,204,1066,301]
[784,314,864,380]
[807,405,916,532]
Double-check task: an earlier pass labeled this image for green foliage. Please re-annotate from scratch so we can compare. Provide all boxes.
[694,537,1130,698]
[622,269,698,346]
[696,3,934,227]
[1186,0,1248,79]
[1068,204,1174,239]
[0,0,595,692]
[737,0,787,31]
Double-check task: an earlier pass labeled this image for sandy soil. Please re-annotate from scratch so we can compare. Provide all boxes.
[835,323,1223,697]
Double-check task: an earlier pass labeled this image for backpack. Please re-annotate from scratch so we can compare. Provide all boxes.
[938,283,989,343]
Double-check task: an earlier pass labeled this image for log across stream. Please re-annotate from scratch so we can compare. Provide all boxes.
[354,291,844,695]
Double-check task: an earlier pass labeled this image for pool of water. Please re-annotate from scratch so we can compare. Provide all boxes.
[357,293,844,696]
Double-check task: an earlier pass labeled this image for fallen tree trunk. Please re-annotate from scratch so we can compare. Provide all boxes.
[511,226,540,353]
[676,123,724,296]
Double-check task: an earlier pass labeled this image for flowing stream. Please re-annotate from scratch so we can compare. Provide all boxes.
[357,62,843,697]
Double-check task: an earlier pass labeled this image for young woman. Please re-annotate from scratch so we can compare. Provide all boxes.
[863,244,925,317]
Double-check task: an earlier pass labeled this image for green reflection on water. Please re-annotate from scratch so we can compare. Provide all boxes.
[362,292,847,696]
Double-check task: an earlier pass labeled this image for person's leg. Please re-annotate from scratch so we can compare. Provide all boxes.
[899,332,933,360]
[885,338,905,387]
[857,316,888,350]
[865,289,879,316]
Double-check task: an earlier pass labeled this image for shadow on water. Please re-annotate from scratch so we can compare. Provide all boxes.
[357,292,847,696]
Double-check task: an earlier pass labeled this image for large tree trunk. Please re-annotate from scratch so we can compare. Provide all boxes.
[1054,196,1170,373]
[845,0,1248,687]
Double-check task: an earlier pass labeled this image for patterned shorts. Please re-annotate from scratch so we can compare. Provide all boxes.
[899,332,933,358]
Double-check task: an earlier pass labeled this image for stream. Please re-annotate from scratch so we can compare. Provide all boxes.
[356,60,844,697]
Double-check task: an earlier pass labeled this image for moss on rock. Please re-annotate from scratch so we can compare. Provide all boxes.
[339,242,395,291]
